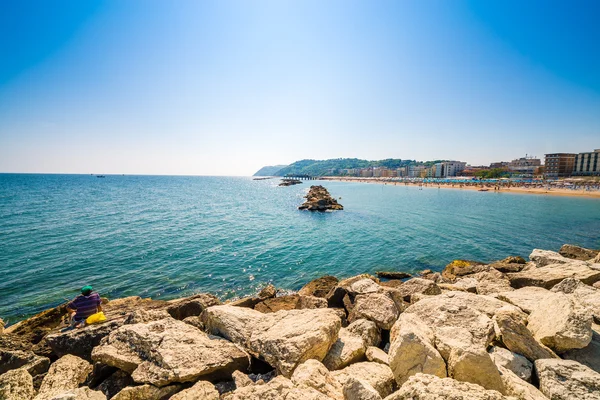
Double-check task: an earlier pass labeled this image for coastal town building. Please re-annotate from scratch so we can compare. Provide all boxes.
[408,165,426,178]
[544,153,576,178]
[434,161,467,178]
[508,155,541,176]
[573,149,600,176]
[490,161,509,169]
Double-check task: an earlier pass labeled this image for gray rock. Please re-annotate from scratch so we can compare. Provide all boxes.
[92,318,249,387]
[535,358,600,400]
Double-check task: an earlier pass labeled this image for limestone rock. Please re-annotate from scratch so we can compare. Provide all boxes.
[48,387,106,400]
[258,284,277,299]
[290,359,343,400]
[322,327,366,370]
[488,346,532,382]
[551,278,600,322]
[0,318,4,335]
[508,261,600,289]
[35,355,93,400]
[299,276,339,298]
[426,291,520,318]
[92,318,250,386]
[123,309,171,324]
[489,256,527,273]
[226,375,329,400]
[392,278,441,302]
[388,313,446,386]
[559,244,599,261]
[376,271,411,280]
[497,367,547,400]
[529,249,574,267]
[347,279,382,296]
[348,292,400,330]
[535,359,600,400]
[346,319,381,347]
[298,186,343,211]
[527,291,592,352]
[202,306,341,377]
[384,373,514,400]
[470,270,513,295]
[442,260,487,281]
[497,287,554,314]
[342,377,382,400]
[0,348,50,376]
[231,370,252,388]
[439,278,478,293]
[166,293,221,320]
[366,346,389,365]
[112,384,182,400]
[332,362,395,398]
[254,295,327,313]
[445,341,505,394]
[562,324,600,373]
[170,380,219,400]
[0,369,35,400]
[46,320,123,362]
[492,307,557,362]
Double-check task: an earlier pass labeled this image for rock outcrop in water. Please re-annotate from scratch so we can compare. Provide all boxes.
[299,185,343,211]
[1,244,600,399]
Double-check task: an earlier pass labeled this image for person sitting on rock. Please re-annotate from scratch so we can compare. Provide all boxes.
[65,285,102,329]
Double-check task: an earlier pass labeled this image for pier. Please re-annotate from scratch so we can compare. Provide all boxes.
[283,174,317,180]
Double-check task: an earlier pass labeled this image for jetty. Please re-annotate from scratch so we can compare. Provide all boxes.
[1,244,599,399]
[299,185,343,211]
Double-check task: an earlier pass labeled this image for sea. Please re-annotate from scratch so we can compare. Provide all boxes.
[1,174,600,324]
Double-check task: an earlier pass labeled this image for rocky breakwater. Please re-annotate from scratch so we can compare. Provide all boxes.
[2,244,600,399]
[299,185,343,211]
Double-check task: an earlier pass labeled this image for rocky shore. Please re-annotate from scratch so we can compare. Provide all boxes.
[2,244,600,400]
[299,185,343,211]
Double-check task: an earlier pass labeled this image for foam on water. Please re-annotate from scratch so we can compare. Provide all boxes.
[1,174,599,323]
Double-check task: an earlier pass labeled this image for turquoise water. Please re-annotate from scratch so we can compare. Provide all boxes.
[1,174,600,323]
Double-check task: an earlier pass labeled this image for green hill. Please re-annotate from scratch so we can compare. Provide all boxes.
[275,158,417,177]
[253,165,288,176]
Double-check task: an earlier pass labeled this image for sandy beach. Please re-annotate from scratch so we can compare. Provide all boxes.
[322,177,600,198]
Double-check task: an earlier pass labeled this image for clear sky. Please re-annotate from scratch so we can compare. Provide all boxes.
[1,0,599,175]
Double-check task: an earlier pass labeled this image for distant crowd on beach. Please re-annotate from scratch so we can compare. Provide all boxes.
[322,177,600,197]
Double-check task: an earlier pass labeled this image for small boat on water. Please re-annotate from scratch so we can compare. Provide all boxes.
[96,175,105,178]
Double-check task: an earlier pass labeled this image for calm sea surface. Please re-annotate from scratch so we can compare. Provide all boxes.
[1,174,600,323]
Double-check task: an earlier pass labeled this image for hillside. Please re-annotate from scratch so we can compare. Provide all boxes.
[275,158,417,177]
[253,165,288,176]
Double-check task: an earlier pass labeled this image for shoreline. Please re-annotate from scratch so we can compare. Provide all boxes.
[321,177,600,198]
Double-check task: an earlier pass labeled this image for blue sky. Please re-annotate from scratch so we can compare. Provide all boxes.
[0,0,599,175]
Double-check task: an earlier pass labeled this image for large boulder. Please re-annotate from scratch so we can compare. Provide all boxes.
[469,270,513,295]
[46,320,123,362]
[488,346,532,382]
[388,313,446,386]
[508,261,600,289]
[489,256,527,273]
[0,369,35,400]
[48,387,106,400]
[226,375,329,400]
[492,307,557,362]
[166,293,221,320]
[390,278,441,302]
[202,306,341,377]
[442,260,487,281]
[529,249,575,267]
[254,295,327,313]
[535,359,600,400]
[384,373,514,400]
[331,362,395,398]
[559,244,599,261]
[346,319,381,347]
[497,287,555,314]
[290,359,343,399]
[562,324,600,373]
[299,276,339,298]
[322,327,366,370]
[0,348,50,377]
[170,380,219,400]
[496,367,547,400]
[342,377,382,400]
[527,291,592,353]
[35,355,93,400]
[112,384,182,400]
[348,293,400,330]
[92,318,249,387]
[552,278,600,322]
